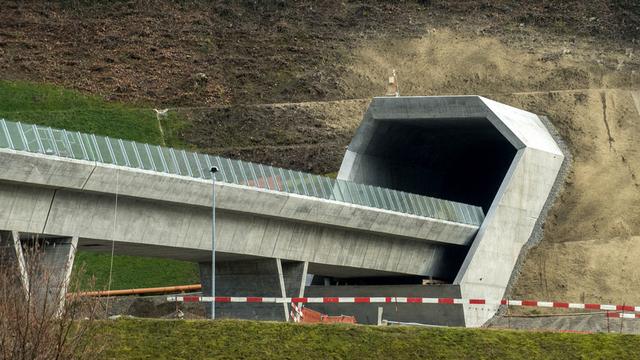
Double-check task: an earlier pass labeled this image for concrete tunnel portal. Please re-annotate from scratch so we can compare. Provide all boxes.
[316,114,517,286]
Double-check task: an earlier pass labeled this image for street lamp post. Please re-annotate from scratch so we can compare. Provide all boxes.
[210,166,218,320]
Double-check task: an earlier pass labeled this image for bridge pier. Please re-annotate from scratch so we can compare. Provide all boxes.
[199,258,308,321]
[0,231,77,313]
[0,231,30,297]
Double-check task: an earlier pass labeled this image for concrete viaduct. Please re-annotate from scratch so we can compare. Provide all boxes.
[0,96,564,327]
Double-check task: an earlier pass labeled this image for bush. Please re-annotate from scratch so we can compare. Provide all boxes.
[0,240,102,360]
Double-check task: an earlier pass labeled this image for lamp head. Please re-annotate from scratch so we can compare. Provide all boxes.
[210,166,219,173]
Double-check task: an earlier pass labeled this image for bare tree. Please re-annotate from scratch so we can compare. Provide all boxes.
[0,242,102,360]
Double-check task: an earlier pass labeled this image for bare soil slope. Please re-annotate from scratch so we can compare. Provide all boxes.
[170,99,368,173]
[1,1,639,105]
[500,89,640,305]
[349,31,639,97]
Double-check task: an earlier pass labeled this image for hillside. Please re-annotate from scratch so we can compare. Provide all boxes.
[1,0,639,305]
[2,1,638,107]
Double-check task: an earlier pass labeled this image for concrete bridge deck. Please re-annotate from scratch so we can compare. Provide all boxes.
[0,118,483,279]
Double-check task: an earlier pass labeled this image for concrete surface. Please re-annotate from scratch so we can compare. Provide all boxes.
[0,147,479,280]
[305,284,465,326]
[0,231,29,294]
[1,230,77,312]
[199,259,306,321]
[26,236,77,311]
[456,99,564,327]
[339,96,565,327]
[0,182,469,278]
[0,148,479,246]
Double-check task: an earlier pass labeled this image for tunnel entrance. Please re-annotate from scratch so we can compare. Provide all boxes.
[347,117,516,213]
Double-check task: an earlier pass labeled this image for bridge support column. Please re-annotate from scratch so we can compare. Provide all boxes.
[1,231,78,311]
[28,236,78,313]
[199,258,307,321]
[0,231,30,298]
[0,231,77,313]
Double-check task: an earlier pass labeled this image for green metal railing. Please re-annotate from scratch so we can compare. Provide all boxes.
[0,118,484,225]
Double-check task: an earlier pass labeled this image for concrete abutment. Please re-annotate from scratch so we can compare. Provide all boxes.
[199,258,308,320]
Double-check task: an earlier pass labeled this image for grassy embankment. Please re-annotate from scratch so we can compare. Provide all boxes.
[0,80,200,290]
[99,319,640,359]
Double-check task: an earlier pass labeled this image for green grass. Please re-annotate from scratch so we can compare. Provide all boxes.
[0,80,199,290]
[161,110,193,149]
[73,252,200,291]
[0,80,162,144]
[97,319,640,359]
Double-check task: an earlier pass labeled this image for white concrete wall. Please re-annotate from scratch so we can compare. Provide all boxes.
[0,183,465,277]
[455,104,564,326]
[0,183,53,234]
[0,147,479,277]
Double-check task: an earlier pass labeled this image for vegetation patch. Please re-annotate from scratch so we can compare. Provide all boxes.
[0,80,199,290]
[0,80,162,144]
[161,110,194,149]
[99,319,640,359]
[73,252,199,291]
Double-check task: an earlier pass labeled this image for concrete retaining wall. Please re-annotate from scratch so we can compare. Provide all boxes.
[305,284,464,326]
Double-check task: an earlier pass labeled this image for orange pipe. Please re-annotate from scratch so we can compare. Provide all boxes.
[70,284,201,297]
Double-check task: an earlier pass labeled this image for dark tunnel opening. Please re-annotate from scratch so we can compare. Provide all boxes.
[353,117,516,213]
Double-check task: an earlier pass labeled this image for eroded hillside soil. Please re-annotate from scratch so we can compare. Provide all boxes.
[1,1,639,106]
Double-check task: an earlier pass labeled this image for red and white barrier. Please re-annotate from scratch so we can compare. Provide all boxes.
[166,296,640,313]
[606,312,640,319]
[290,302,304,323]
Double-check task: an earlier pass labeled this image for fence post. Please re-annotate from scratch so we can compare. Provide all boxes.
[507,299,511,329]
[619,303,626,334]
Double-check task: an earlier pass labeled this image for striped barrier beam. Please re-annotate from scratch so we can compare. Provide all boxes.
[166,296,640,313]
[606,312,640,319]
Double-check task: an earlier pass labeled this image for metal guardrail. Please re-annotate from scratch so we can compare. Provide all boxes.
[0,118,484,225]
